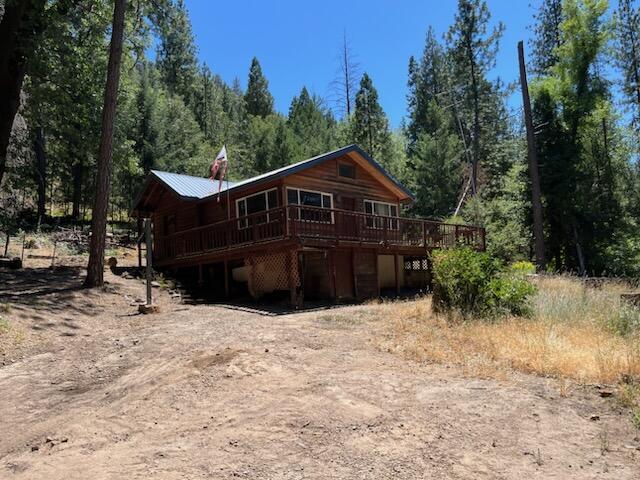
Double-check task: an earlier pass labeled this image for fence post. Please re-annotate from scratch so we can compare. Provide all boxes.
[145,218,153,306]
[137,217,143,267]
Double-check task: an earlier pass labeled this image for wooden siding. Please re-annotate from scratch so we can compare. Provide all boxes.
[283,155,400,213]
[149,153,404,251]
[354,250,378,300]
[333,250,354,299]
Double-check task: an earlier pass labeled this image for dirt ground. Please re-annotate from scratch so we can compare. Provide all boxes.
[1,255,639,479]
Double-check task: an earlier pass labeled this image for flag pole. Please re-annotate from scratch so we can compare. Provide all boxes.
[226,155,231,221]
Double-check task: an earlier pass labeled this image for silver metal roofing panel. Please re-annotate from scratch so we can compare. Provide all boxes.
[151,170,236,199]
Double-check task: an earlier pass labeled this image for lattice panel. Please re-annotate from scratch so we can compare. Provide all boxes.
[404,257,429,271]
[246,250,300,299]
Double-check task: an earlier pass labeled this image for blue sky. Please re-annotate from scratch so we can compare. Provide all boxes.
[183,0,541,128]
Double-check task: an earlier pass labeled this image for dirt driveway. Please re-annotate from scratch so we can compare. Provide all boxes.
[0,268,638,479]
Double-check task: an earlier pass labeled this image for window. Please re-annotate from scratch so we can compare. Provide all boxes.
[287,187,333,222]
[364,200,399,229]
[338,163,356,179]
[236,188,278,228]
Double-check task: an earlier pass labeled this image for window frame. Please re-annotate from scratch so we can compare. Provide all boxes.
[338,162,356,179]
[235,187,279,229]
[363,199,399,230]
[286,187,334,223]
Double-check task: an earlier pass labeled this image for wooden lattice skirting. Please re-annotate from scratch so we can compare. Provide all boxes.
[246,249,300,300]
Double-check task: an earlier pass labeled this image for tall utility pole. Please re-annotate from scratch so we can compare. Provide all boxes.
[518,41,546,270]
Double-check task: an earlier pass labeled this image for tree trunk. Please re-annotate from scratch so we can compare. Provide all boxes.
[0,0,46,187]
[34,125,47,225]
[467,37,480,195]
[85,0,126,288]
[518,41,546,270]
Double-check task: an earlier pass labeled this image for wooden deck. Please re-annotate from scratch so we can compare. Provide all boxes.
[154,205,485,267]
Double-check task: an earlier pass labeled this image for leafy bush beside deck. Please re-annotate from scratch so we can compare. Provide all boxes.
[431,247,536,317]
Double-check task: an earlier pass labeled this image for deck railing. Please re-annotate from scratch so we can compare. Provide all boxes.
[155,205,485,261]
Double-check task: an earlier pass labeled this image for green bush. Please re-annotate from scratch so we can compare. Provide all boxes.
[432,247,537,318]
[510,260,536,275]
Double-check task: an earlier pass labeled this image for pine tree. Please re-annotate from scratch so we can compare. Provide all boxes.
[134,62,161,174]
[406,27,451,151]
[155,0,199,107]
[244,57,274,118]
[410,102,462,218]
[287,87,336,158]
[446,0,504,195]
[614,0,640,135]
[271,119,300,168]
[351,73,392,159]
[530,0,564,75]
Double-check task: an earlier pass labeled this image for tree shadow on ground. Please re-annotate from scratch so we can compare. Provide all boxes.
[0,267,104,323]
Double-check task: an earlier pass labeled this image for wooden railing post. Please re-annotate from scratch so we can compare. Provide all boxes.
[422,221,427,248]
[252,217,258,243]
[383,218,388,244]
[285,205,290,237]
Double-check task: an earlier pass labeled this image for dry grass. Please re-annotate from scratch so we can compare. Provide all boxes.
[371,276,640,386]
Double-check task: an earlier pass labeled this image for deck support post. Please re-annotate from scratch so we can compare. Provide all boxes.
[351,249,358,300]
[375,252,380,298]
[394,254,400,296]
[297,251,304,308]
[328,250,337,302]
[287,248,298,308]
[198,263,203,287]
[145,218,153,306]
[224,259,229,298]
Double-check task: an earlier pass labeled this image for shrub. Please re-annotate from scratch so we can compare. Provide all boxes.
[485,273,537,317]
[511,260,535,275]
[432,247,536,318]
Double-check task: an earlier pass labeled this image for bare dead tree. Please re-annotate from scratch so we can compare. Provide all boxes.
[85,0,126,287]
[330,30,360,118]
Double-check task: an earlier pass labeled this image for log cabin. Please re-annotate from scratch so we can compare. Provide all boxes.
[131,144,485,305]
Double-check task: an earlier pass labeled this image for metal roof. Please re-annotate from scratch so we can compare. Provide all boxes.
[150,170,236,199]
[135,145,414,213]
